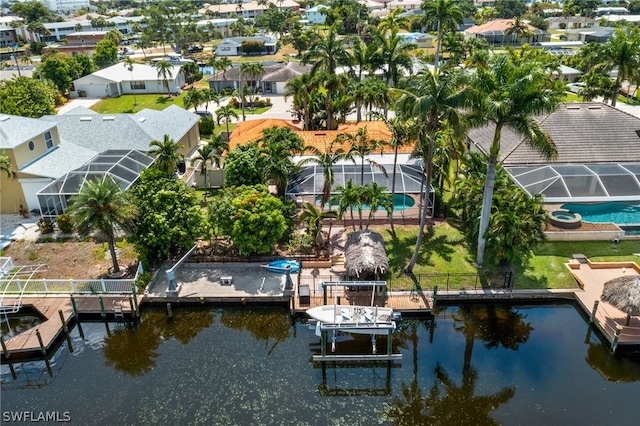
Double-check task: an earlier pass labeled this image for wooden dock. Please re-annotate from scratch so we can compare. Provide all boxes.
[570,260,640,348]
[1,295,139,360]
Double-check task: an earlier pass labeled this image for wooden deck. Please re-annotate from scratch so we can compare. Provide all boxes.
[570,260,640,347]
[292,290,432,314]
[1,295,139,359]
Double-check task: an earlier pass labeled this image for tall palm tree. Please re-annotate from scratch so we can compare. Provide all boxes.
[184,88,205,112]
[349,36,382,82]
[376,29,414,89]
[600,27,640,107]
[333,179,365,231]
[209,133,229,169]
[213,56,233,93]
[155,59,174,96]
[300,142,355,208]
[335,128,386,187]
[240,62,266,110]
[394,67,469,273]
[377,6,409,34]
[123,57,137,106]
[421,0,464,68]
[285,73,316,130]
[505,16,533,45]
[194,144,214,188]
[364,182,393,229]
[147,135,184,175]
[215,104,239,135]
[66,178,137,274]
[468,55,561,268]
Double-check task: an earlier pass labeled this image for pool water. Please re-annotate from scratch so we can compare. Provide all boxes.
[561,202,640,224]
[2,304,639,425]
[320,193,415,212]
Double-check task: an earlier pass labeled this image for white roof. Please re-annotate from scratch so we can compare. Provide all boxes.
[75,63,182,84]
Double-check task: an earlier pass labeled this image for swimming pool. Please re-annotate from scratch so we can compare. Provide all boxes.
[319,193,416,212]
[560,202,640,225]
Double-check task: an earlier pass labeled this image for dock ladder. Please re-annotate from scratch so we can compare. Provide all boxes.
[112,300,125,321]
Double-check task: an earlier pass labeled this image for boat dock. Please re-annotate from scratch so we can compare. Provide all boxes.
[569,258,640,350]
[1,295,140,360]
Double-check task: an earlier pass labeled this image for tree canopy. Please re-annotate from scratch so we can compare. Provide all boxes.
[0,77,57,118]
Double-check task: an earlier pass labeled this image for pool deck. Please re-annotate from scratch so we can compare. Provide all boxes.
[569,258,640,348]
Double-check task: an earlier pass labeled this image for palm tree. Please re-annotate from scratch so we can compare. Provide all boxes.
[183,88,205,112]
[215,104,239,135]
[377,6,409,34]
[505,16,533,45]
[240,62,266,110]
[376,29,414,89]
[468,55,561,268]
[155,59,174,96]
[364,182,393,229]
[209,133,229,169]
[213,56,233,93]
[421,0,464,68]
[66,178,136,274]
[298,202,338,251]
[123,57,137,106]
[333,179,366,231]
[335,128,386,187]
[394,67,469,273]
[300,142,355,208]
[203,89,221,113]
[284,73,316,130]
[147,135,184,175]
[600,27,640,107]
[0,149,12,178]
[194,144,214,188]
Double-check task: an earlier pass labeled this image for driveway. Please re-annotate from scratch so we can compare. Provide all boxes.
[56,97,101,114]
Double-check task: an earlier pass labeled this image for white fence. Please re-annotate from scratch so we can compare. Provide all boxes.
[0,262,143,295]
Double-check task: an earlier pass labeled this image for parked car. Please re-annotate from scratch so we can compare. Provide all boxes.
[567,82,586,94]
[187,45,204,53]
[195,110,212,118]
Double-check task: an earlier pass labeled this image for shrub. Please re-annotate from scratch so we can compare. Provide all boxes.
[199,116,215,135]
[37,218,54,234]
[134,271,154,292]
[56,213,74,234]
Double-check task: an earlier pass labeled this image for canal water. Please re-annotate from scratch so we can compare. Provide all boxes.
[1,304,639,425]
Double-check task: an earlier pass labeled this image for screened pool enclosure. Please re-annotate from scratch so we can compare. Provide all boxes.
[285,163,434,217]
[506,164,640,203]
[37,150,154,220]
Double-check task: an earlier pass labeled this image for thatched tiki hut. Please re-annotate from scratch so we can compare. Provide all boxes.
[344,230,389,280]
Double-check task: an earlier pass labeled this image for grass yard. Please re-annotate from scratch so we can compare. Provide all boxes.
[373,223,640,290]
[230,106,271,115]
[91,93,188,114]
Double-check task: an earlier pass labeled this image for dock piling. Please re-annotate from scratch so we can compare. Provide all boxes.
[167,303,173,318]
[610,325,623,354]
[70,295,78,316]
[35,329,46,355]
[1,335,10,359]
[129,296,135,317]
[58,310,68,333]
[433,286,438,308]
[131,284,139,317]
[99,296,106,319]
[589,300,599,323]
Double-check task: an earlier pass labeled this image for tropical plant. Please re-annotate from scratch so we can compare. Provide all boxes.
[66,178,137,274]
[259,127,304,197]
[599,27,640,107]
[393,67,470,273]
[333,179,367,231]
[504,16,533,45]
[155,59,174,95]
[364,182,393,229]
[335,127,386,186]
[284,73,316,130]
[421,0,464,68]
[215,104,239,135]
[193,143,214,188]
[0,149,13,178]
[300,141,355,207]
[0,77,57,118]
[147,135,184,175]
[298,202,338,250]
[123,57,137,106]
[467,54,562,267]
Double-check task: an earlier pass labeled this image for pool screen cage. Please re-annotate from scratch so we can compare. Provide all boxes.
[505,164,640,203]
[37,149,155,221]
[285,163,434,217]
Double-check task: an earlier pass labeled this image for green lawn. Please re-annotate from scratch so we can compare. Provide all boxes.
[372,223,640,290]
[91,93,188,114]
[230,106,271,116]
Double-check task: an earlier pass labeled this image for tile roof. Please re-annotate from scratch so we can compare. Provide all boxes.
[467,102,640,165]
[74,63,183,84]
[230,119,415,154]
[465,19,548,35]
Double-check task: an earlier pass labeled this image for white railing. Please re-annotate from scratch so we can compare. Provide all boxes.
[0,263,144,295]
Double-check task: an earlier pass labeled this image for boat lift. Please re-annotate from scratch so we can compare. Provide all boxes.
[0,263,48,315]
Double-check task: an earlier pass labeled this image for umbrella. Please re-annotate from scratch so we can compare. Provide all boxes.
[601,275,640,326]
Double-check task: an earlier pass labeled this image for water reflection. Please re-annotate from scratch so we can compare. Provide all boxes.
[103,309,215,376]
[585,341,640,382]
[219,307,291,354]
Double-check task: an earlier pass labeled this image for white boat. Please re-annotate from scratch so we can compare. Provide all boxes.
[307,305,397,335]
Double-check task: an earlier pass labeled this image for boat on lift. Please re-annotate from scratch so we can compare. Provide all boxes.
[306,304,398,335]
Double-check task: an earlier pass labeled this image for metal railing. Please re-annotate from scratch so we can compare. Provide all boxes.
[0,263,143,295]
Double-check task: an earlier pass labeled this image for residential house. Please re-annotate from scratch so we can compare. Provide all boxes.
[207,62,312,94]
[397,32,434,48]
[196,18,238,38]
[466,102,640,204]
[387,0,422,11]
[0,106,200,216]
[215,36,278,56]
[464,19,551,45]
[565,27,617,43]
[71,63,186,98]
[306,5,330,25]
[42,31,108,56]
[198,0,301,20]
[545,16,597,30]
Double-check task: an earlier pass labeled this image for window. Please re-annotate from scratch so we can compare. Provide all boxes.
[44,131,53,149]
[131,81,145,90]
[28,141,35,151]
